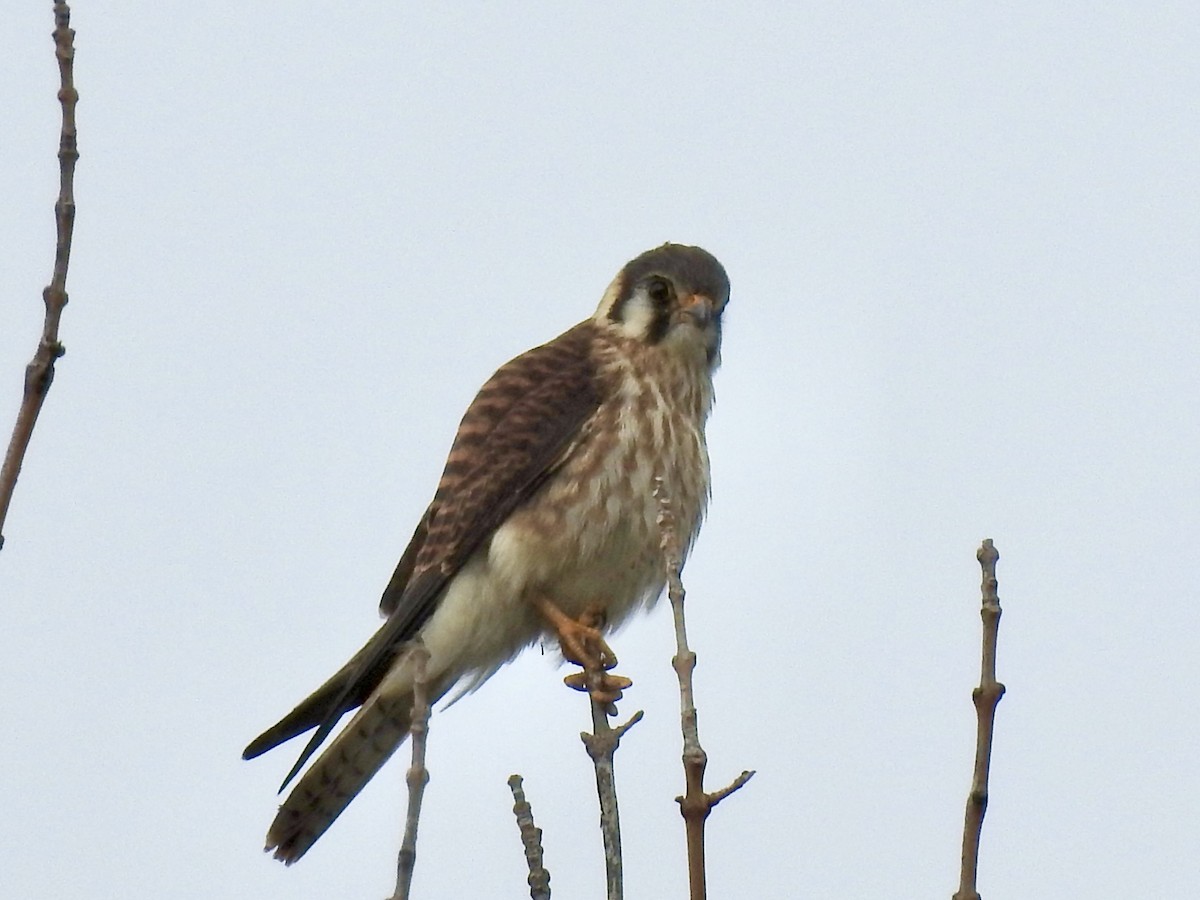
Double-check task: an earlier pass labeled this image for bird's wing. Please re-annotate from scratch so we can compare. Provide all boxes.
[378,508,431,618]
[243,321,603,782]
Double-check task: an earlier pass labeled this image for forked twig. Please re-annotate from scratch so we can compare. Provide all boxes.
[508,774,552,900]
[0,1,78,551]
[655,478,754,900]
[391,642,432,900]
[580,690,643,900]
[952,539,1006,900]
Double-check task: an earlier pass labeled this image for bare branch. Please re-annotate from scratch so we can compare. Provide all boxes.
[655,477,755,900]
[0,0,79,551]
[952,539,1006,900]
[535,596,639,899]
[580,697,642,900]
[391,642,432,900]
[508,774,552,900]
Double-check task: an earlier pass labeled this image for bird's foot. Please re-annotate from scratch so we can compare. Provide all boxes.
[534,598,618,670]
[534,598,632,705]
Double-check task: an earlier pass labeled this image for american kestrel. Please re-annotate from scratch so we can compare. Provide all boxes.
[244,243,730,863]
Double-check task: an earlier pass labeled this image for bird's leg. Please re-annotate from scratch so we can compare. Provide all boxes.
[533,598,633,705]
[533,597,618,669]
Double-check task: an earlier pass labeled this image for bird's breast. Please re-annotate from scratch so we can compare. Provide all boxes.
[488,343,714,625]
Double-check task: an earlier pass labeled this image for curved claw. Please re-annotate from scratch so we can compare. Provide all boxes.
[564,671,633,705]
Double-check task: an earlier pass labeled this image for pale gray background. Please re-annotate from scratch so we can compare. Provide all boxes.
[3,3,1198,898]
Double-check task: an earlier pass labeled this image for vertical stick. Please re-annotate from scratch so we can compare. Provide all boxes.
[953,539,1006,900]
[508,774,552,900]
[391,642,432,900]
[0,1,78,551]
[655,478,753,900]
[580,697,643,900]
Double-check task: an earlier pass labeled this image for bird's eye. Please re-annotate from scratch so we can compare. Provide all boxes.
[647,278,672,306]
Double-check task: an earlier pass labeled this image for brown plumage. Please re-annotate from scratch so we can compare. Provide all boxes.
[244,243,730,863]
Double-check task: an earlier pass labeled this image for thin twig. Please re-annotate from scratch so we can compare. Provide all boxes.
[655,477,754,900]
[580,694,643,900]
[391,642,432,900]
[0,1,78,552]
[508,774,552,900]
[952,539,1006,900]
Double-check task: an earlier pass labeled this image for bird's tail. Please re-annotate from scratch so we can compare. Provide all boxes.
[265,661,453,864]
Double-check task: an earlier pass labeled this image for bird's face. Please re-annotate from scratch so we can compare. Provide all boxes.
[595,243,730,368]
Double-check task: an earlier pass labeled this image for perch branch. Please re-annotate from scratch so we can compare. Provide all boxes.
[655,477,754,900]
[508,774,552,900]
[0,0,78,552]
[390,642,432,900]
[952,539,1006,900]
[542,598,639,900]
[580,686,643,900]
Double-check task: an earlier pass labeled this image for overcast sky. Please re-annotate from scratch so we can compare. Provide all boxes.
[3,3,1198,898]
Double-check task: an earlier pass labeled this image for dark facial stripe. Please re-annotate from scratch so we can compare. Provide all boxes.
[644,300,671,345]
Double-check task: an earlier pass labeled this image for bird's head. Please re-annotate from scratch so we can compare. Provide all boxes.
[595,243,730,368]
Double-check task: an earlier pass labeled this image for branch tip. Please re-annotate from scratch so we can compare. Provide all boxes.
[614,709,644,739]
[708,769,756,808]
[508,774,551,900]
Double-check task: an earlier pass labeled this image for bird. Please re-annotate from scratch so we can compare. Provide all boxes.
[243,242,730,864]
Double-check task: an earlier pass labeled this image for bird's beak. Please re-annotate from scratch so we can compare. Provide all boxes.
[677,293,716,327]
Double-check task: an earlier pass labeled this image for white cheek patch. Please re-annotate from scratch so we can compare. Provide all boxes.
[614,291,656,340]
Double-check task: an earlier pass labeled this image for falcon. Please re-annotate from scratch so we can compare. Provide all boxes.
[244,243,731,863]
